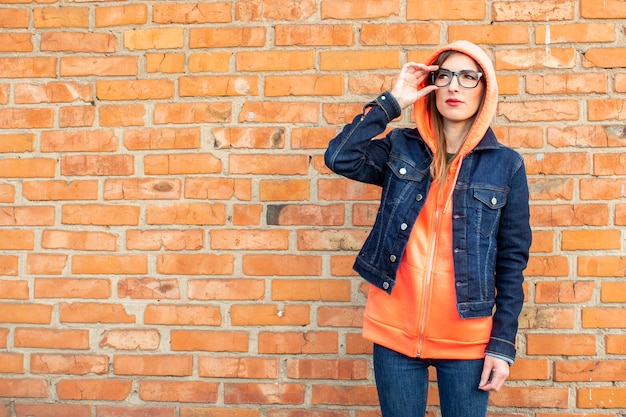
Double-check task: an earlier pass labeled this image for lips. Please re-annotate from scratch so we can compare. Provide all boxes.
[446,98,463,106]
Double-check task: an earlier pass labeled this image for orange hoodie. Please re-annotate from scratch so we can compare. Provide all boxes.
[362,41,500,359]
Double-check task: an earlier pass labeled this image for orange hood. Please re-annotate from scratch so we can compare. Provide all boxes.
[413,40,499,159]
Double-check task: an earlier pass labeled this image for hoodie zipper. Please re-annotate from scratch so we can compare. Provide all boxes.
[416,160,462,357]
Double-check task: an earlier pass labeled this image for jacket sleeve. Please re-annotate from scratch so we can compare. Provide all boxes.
[485,157,532,363]
[324,92,402,186]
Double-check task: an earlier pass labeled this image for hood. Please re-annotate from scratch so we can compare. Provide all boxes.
[413,40,498,158]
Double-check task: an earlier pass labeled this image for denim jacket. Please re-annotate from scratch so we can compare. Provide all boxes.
[324,92,532,361]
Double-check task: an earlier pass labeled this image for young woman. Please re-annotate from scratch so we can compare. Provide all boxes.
[324,40,532,417]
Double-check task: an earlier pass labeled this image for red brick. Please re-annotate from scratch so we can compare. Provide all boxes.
[114,355,192,376]
[59,303,136,324]
[199,357,278,379]
[407,0,485,20]
[275,25,353,46]
[287,359,368,380]
[490,386,569,408]
[30,354,108,375]
[140,380,218,403]
[237,0,317,21]
[144,305,220,326]
[231,304,310,326]
[57,379,132,401]
[311,385,378,406]
[577,387,626,408]
[225,383,305,405]
[527,334,596,355]
[170,330,248,352]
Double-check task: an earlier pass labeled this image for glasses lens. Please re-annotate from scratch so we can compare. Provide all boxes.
[433,70,482,88]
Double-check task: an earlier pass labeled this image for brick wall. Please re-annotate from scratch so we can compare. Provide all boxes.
[0,0,625,416]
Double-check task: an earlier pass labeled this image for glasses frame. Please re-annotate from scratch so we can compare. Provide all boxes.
[430,69,484,89]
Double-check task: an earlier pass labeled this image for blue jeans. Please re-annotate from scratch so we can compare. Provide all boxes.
[373,344,490,417]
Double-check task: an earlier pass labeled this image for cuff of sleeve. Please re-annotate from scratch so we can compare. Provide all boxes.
[485,352,514,366]
[366,92,402,122]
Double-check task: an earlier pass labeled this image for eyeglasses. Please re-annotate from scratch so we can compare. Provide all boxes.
[430,69,483,89]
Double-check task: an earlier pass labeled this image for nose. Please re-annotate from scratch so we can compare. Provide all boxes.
[447,74,461,90]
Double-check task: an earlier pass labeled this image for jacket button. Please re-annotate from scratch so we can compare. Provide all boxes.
[400,223,408,231]
[382,282,390,290]
[416,194,423,201]
[399,168,407,175]
[491,197,497,205]
[389,255,397,262]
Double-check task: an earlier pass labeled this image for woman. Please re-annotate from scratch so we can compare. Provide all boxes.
[324,40,531,417]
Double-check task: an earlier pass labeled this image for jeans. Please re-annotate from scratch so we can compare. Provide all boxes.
[373,344,490,417]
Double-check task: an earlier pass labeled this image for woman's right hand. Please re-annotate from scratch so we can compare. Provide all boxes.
[390,62,439,109]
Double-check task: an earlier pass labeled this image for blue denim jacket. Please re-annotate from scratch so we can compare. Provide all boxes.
[324,92,532,361]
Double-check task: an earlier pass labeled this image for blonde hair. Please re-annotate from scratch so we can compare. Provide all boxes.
[426,51,486,184]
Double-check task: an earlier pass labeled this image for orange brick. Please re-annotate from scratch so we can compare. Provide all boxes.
[272,280,351,302]
[153,3,231,24]
[582,308,626,328]
[61,155,134,176]
[100,329,160,351]
[41,32,116,53]
[318,179,382,201]
[95,4,147,27]
[144,305,220,326]
[147,203,227,226]
[233,204,263,226]
[156,254,234,275]
[0,158,57,178]
[35,278,109,299]
[40,130,115,152]
[449,24,528,44]
[265,75,343,97]
[601,282,626,303]
[606,335,626,354]
[0,8,29,28]
[231,304,310,326]
[561,229,621,250]
[311,384,378,406]
[287,358,368,380]
[171,330,248,352]
[30,354,108,375]
[266,204,344,226]
[99,104,145,127]
[588,98,626,121]
[258,331,337,354]
[527,334,595,355]
[259,179,310,201]
[583,48,626,68]
[146,53,185,73]
[519,307,574,329]
[0,108,55,129]
[14,328,88,349]
[535,281,594,304]
[104,178,181,200]
[213,127,286,149]
[0,280,28,300]
[33,7,89,28]
[179,75,258,97]
[225,383,305,405]
[237,51,314,72]
[22,180,98,201]
[140,380,218,403]
[320,50,399,71]
[199,357,278,379]
[190,27,264,48]
[154,102,231,124]
[0,207,55,227]
[275,25,353,46]
[499,100,579,122]
[237,0,317,21]
[0,57,56,78]
[188,279,265,301]
[60,57,137,77]
[493,1,573,21]
[578,256,626,278]
[318,306,365,328]
[124,28,184,50]
[547,126,611,148]
[577,387,626,408]
[188,52,231,73]
[62,204,140,226]
[27,253,68,275]
[0,353,23,373]
[240,102,318,123]
[581,0,626,17]
[118,278,180,300]
[59,302,136,324]
[0,378,47,398]
[407,0,486,20]
[114,355,192,376]
[0,33,32,52]
[361,23,439,45]
[57,379,132,401]
[490,386,569,408]
[496,48,576,70]
[59,106,95,127]
[526,73,607,94]
[96,79,174,100]
[555,360,626,382]
[536,23,615,43]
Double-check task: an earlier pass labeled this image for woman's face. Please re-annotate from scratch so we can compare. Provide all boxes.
[434,53,485,125]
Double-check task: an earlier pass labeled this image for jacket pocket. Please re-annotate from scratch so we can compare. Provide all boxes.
[473,188,507,237]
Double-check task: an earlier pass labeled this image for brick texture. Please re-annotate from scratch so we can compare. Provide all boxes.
[0,1,624,416]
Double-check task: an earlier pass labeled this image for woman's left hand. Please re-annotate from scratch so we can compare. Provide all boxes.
[478,355,510,391]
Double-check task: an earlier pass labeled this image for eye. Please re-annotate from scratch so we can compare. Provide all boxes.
[436,70,451,80]
[461,71,479,81]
